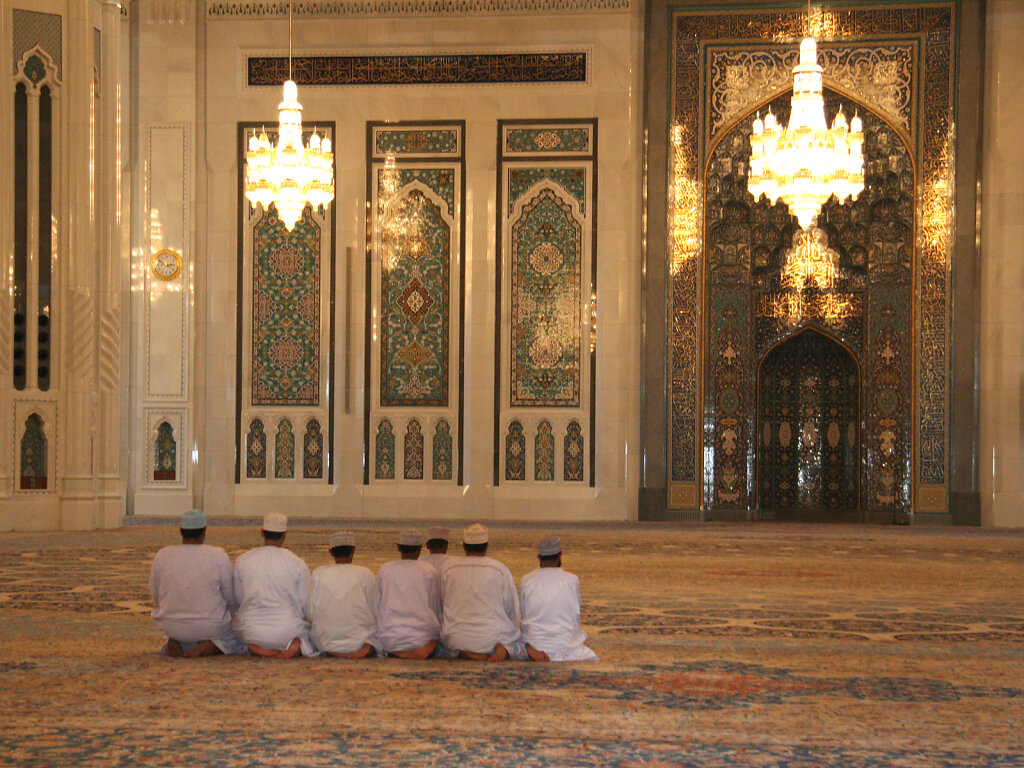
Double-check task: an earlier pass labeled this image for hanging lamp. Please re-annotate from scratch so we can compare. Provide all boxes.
[747,11,864,230]
[244,0,334,231]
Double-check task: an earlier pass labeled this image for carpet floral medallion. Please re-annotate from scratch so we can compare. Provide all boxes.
[0,522,1022,767]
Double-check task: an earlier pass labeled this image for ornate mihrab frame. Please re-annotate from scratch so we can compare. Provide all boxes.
[667,3,954,518]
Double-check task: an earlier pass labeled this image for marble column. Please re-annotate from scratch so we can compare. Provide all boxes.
[979,0,1024,528]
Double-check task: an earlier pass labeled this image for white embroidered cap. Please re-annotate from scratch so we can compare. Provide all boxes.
[537,537,562,557]
[398,529,423,547]
[426,526,449,541]
[330,531,355,548]
[181,509,207,530]
[463,524,488,545]
[262,512,288,533]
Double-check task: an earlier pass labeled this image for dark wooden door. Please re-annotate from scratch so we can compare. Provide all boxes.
[757,329,859,520]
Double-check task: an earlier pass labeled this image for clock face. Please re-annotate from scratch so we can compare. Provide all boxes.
[150,249,182,281]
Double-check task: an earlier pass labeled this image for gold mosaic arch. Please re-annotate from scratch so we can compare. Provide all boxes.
[668,3,954,516]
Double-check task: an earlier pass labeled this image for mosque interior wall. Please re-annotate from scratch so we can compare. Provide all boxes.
[1,0,1023,529]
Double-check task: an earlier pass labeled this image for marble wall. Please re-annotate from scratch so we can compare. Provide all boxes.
[0,0,124,532]
[128,1,643,520]
[979,0,1024,527]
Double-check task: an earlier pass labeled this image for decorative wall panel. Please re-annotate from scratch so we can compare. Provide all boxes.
[236,122,335,484]
[366,121,464,484]
[404,419,424,480]
[496,120,597,486]
[274,419,295,479]
[534,420,554,481]
[12,10,62,79]
[251,208,321,405]
[19,414,47,490]
[374,418,395,480]
[432,420,452,481]
[246,418,267,479]
[247,52,588,86]
[145,125,189,400]
[303,419,323,479]
[142,409,186,490]
[153,422,177,481]
[505,420,526,481]
[564,420,584,481]
[13,400,56,495]
[668,6,954,519]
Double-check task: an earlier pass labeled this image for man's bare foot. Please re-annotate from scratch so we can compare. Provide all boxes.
[327,642,376,659]
[279,637,303,659]
[248,644,282,658]
[486,643,510,662]
[525,644,550,662]
[458,650,491,661]
[164,639,184,658]
[391,640,437,660]
[184,640,223,658]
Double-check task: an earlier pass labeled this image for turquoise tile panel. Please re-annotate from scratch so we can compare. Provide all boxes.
[509,188,581,407]
[252,207,321,406]
[380,190,450,407]
[507,168,586,215]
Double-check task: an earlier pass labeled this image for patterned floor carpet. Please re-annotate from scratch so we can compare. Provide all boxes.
[1,521,1023,767]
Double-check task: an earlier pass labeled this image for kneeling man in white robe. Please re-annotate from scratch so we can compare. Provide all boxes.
[233,513,314,658]
[520,537,598,662]
[440,524,525,661]
[420,526,451,574]
[149,509,245,657]
[307,531,381,659]
[376,529,441,659]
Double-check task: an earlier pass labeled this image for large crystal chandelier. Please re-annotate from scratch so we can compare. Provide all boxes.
[244,0,334,231]
[748,37,864,230]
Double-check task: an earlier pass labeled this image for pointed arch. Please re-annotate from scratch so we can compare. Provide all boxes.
[432,419,453,481]
[275,419,295,479]
[375,419,395,480]
[505,420,526,481]
[535,420,554,481]
[154,422,177,481]
[303,419,324,479]
[403,419,424,479]
[20,413,48,490]
[246,419,267,479]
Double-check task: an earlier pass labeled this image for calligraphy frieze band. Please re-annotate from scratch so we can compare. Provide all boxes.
[248,52,587,87]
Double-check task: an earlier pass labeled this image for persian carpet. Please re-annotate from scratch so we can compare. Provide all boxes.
[0,521,1022,767]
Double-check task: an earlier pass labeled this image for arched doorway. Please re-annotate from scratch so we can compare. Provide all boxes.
[757,329,860,521]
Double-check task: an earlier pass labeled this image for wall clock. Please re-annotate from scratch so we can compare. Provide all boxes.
[150,249,183,281]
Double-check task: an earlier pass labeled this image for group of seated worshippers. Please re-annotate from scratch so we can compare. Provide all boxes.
[148,510,598,662]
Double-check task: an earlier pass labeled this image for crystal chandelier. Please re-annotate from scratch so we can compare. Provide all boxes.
[244,0,334,231]
[748,37,864,230]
